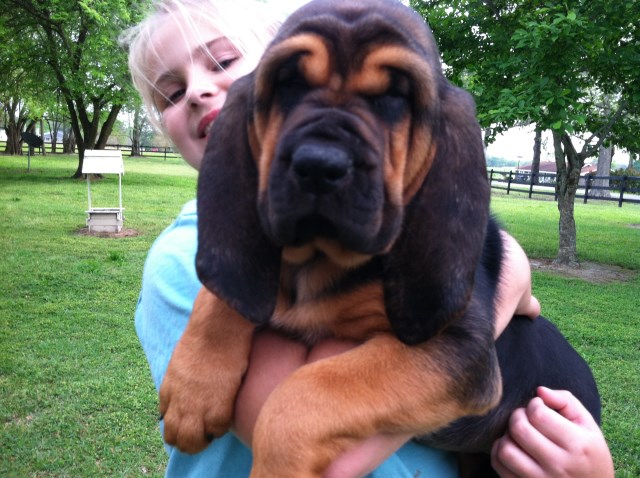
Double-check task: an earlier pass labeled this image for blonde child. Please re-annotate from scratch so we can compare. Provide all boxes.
[123,1,612,476]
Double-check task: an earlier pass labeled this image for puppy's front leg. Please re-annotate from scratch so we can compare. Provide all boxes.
[250,332,501,478]
[160,286,255,453]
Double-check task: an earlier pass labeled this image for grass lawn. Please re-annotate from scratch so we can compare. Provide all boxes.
[1,154,638,477]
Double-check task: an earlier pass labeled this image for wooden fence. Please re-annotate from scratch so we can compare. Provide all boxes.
[489,169,640,207]
[104,143,179,160]
[0,140,180,160]
[4,139,639,207]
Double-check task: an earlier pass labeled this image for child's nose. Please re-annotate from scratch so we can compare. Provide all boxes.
[188,78,221,106]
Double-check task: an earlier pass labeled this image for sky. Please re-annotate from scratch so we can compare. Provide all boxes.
[486,127,552,166]
[267,0,410,15]
[486,127,632,168]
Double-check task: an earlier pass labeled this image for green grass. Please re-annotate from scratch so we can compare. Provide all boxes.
[492,192,640,268]
[1,154,638,477]
[0,154,194,477]
[491,192,640,478]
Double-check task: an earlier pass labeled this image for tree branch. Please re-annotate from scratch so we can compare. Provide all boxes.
[482,0,500,17]
[581,98,629,158]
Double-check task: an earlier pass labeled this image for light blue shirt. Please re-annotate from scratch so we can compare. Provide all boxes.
[135,199,458,477]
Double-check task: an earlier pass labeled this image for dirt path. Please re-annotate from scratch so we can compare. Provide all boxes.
[530,259,637,283]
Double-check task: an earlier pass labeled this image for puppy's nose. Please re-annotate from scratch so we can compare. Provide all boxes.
[292,144,352,195]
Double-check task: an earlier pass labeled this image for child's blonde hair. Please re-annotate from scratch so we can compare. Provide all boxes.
[121,0,283,130]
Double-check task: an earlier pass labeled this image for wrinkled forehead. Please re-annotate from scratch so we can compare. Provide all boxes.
[273,0,440,66]
[256,0,441,104]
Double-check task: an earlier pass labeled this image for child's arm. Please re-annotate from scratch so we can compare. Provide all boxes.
[234,232,540,477]
[491,387,614,478]
[494,231,540,337]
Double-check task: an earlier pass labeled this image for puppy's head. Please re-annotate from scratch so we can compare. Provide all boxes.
[197,0,490,343]
[252,0,444,263]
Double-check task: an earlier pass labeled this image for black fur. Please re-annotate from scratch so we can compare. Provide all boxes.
[196,75,280,324]
[195,1,601,474]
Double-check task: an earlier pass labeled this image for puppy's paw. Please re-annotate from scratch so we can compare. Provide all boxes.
[158,287,255,453]
[159,351,244,453]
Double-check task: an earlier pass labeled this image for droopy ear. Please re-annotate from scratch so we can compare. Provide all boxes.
[383,83,491,345]
[196,74,281,324]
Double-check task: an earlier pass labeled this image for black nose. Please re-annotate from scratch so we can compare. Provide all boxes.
[292,144,352,195]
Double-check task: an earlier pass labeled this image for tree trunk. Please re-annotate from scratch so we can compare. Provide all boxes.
[531,127,542,184]
[5,124,22,155]
[591,143,612,198]
[3,99,26,155]
[95,104,122,149]
[483,127,492,149]
[73,144,85,179]
[63,127,76,154]
[51,124,60,153]
[69,103,123,178]
[131,131,141,157]
[553,130,582,266]
[556,186,579,266]
[39,118,46,156]
[130,106,144,157]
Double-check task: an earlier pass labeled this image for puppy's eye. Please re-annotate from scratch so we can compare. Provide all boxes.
[368,71,411,124]
[276,54,310,113]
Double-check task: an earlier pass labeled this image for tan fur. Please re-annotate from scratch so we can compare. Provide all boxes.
[273,260,389,342]
[159,3,503,475]
[159,288,255,453]
[257,110,283,195]
[404,133,437,203]
[297,34,333,86]
[345,45,439,203]
[251,333,500,477]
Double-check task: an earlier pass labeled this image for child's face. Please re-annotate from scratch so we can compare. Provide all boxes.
[147,18,255,169]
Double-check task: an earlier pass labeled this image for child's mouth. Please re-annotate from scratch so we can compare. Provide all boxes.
[198,109,221,138]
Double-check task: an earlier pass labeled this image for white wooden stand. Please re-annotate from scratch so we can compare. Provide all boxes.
[82,150,125,233]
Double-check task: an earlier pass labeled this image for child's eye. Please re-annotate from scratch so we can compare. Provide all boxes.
[212,55,239,72]
[205,37,243,72]
[167,88,186,103]
[154,85,185,112]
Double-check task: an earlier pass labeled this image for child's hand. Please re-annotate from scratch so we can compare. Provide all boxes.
[491,387,613,478]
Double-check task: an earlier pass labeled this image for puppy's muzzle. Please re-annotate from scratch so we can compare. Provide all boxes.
[262,110,391,253]
[292,143,353,195]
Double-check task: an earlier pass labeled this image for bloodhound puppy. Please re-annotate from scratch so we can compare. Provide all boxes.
[159,0,600,476]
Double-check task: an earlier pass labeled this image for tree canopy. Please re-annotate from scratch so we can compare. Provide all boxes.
[4,0,146,176]
[413,0,640,264]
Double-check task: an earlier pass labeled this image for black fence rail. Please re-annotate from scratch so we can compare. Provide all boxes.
[104,144,180,160]
[0,140,181,160]
[1,139,55,155]
[488,169,640,207]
